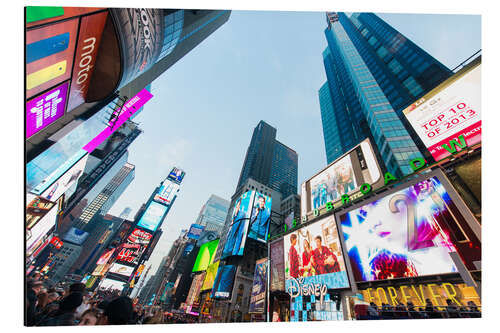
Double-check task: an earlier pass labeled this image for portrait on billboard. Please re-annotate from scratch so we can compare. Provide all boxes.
[338,175,480,282]
[249,259,267,314]
[211,264,237,299]
[221,191,254,259]
[248,192,272,242]
[284,215,350,290]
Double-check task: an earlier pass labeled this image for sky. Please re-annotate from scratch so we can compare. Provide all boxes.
[106,10,481,276]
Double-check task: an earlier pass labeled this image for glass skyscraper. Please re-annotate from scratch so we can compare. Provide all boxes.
[237,121,298,198]
[319,12,453,177]
[195,194,230,235]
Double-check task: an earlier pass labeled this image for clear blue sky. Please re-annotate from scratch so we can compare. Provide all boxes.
[107,10,481,274]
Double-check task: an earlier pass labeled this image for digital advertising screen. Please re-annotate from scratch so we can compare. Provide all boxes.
[153,181,179,206]
[187,224,205,240]
[167,167,185,183]
[127,228,153,245]
[186,272,206,307]
[98,278,126,293]
[249,258,267,314]
[136,201,168,232]
[338,172,481,282]
[221,191,255,259]
[211,265,237,299]
[270,238,285,292]
[284,215,350,292]
[96,248,115,266]
[26,199,58,254]
[196,230,219,247]
[108,263,135,278]
[247,191,272,243]
[192,239,219,272]
[116,243,143,265]
[403,59,481,161]
[201,261,220,291]
[62,227,89,245]
[26,196,55,230]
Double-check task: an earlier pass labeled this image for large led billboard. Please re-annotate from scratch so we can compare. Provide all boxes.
[167,167,185,183]
[98,278,126,293]
[26,197,57,254]
[153,181,179,206]
[187,224,205,240]
[284,215,350,291]
[201,261,220,291]
[192,239,219,272]
[249,258,267,314]
[221,191,254,259]
[62,227,89,245]
[337,170,481,282]
[96,248,115,266]
[108,263,135,278]
[127,228,153,245]
[403,59,481,161]
[269,238,285,292]
[210,264,237,299]
[136,201,168,232]
[301,139,383,220]
[247,192,272,243]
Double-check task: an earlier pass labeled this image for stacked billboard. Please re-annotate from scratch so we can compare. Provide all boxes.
[192,240,219,273]
[26,196,58,259]
[248,259,267,314]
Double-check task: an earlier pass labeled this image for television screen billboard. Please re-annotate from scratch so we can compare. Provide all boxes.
[338,172,481,282]
[26,197,57,254]
[96,248,115,266]
[221,191,255,259]
[26,196,55,230]
[62,227,89,245]
[201,261,220,291]
[167,167,185,183]
[211,265,237,299]
[403,60,481,161]
[108,263,135,278]
[187,224,205,240]
[270,238,285,292]
[192,239,219,272]
[249,258,267,314]
[301,139,383,220]
[98,278,126,293]
[247,191,272,243]
[284,215,350,291]
[136,201,168,232]
[196,230,219,247]
[153,181,179,205]
[186,272,206,307]
[127,228,153,245]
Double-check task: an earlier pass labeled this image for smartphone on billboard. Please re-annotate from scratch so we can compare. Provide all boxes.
[27,60,67,90]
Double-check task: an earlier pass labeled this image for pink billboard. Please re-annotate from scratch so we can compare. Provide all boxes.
[83,89,153,153]
[26,81,69,138]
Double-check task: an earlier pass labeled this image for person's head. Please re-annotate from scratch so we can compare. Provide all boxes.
[425,298,433,305]
[290,234,297,246]
[103,296,134,325]
[303,239,311,252]
[59,292,84,313]
[69,282,86,294]
[446,299,453,305]
[79,309,100,325]
[257,196,266,209]
[315,235,322,248]
[32,272,42,281]
[31,281,44,295]
[370,302,376,307]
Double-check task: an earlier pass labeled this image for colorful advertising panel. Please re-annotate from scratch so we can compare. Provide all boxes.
[108,263,135,278]
[82,89,154,153]
[38,152,88,201]
[249,259,268,314]
[270,238,285,292]
[127,228,153,245]
[196,230,219,247]
[284,215,350,294]
[221,191,255,259]
[247,191,272,242]
[26,7,104,28]
[116,243,143,265]
[26,197,57,254]
[187,224,205,240]
[403,60,481,161]
[26,18,78,98]
[26,81,69,138]
[136,201,168,232]
[211,265,237,299]
[62,227,89,245]
[338,173,481,282]
[26,196,55,229]
[301,139,383,220]
[153,181,179,206]
[201,261,220,291]
[98,278,126,293]
[192,239,219,272]
[67,11,108,111]
[167,167,185,183]
[96,248,115,266]
[186,272,207,307]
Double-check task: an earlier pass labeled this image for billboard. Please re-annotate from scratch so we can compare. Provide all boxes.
[403,60,481,161]
[38,152,88,201]
[196,230,219,247]
[62,227,89,245]
[211,265,237,299]
[26,197,57,254]
[108,263,135,278]
[127,228,153,244]
[186,272,207,307]
[187,224,205,240]
[153,181,179,205]
[136,201,168,232]
[26,81,69,138]
[98,278,126,293]
[301,139,383,219]
[338,171,481,282]
[192,239,219,272]
[26,18,78,98]
[284,215,350,292]
[167,167,185,183]
[269,238,285,292]
[249,258,268,314]
[201,261,220,291]
[247,192,272,242]
[221,191,255,259]
[96,248,115,266]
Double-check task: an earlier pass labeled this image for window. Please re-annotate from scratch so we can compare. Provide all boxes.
[387,58,403,75]
[368,36,378,46]
[402,76,424,97]
[376,46,389,59]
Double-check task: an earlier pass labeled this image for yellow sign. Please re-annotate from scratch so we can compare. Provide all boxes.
[27,60,67,90]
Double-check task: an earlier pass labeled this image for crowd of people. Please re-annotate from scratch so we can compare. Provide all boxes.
[355,298,481,320]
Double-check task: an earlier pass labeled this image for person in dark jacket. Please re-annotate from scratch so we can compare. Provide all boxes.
[102,296,134,325]
[26,280,44,326]
[38,292,83,326]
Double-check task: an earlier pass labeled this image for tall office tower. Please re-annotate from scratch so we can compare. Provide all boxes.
[319,12,453,177]
[119,207,132,219]
[195,195,230,235]
[236,120,298,198]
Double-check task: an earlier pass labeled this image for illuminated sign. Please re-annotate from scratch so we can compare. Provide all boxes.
[247,191,272,243]
[192,239,219,272]
[96,248,115,265]
[136,201,168,232]
[26,198,58,254]
[211,265,237,299]
[249,258,267,314]
[404,60,481,161]
[108,263,135,278]
[201,261,220,291]
[167,167,185,183]
[153,181,179,205]
[270,238,285,292]
[50,236,63,249]
[62,227,89,245]
[99,278,126,292]
[187,224,205,240]
[127,228,153,244]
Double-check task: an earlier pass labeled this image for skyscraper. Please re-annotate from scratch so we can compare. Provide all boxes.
[195,195,230,235]
[237,121,298,198]
[319,12,453,177]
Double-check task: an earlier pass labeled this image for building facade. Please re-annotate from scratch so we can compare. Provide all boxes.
[195,195,230,235]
